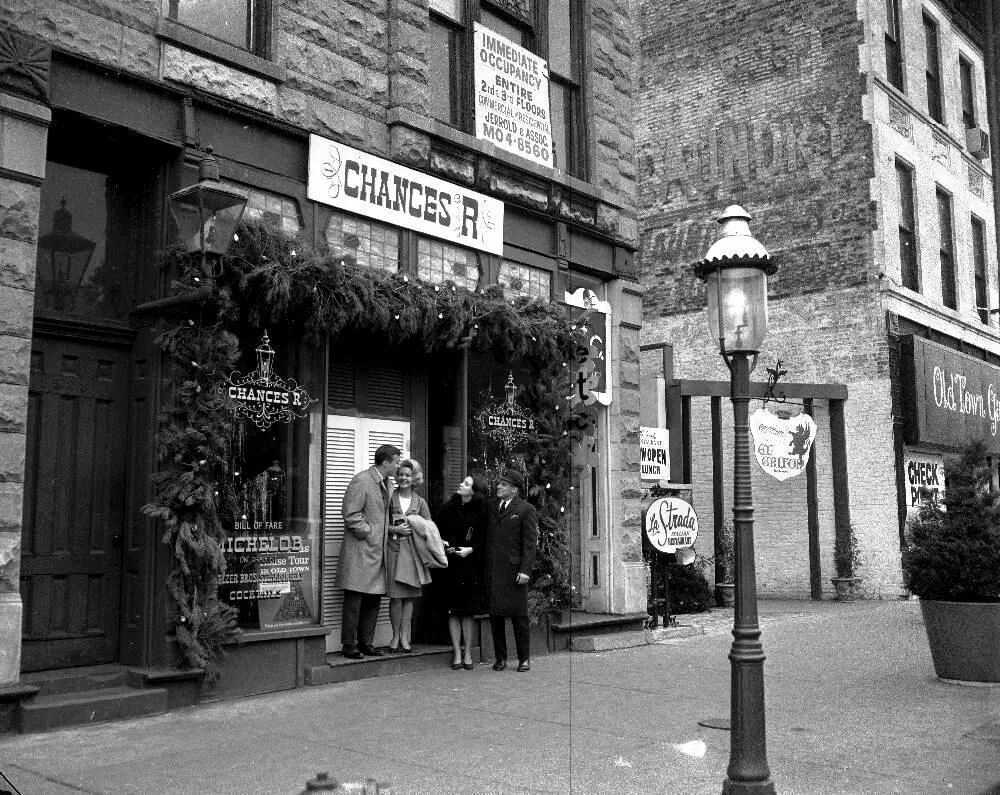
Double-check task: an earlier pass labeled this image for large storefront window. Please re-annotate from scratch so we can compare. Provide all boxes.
[325,212,399,273]
[218,336,320,631]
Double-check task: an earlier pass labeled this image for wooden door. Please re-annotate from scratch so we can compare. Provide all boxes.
[20,337,130,670]
[322,416,409,653]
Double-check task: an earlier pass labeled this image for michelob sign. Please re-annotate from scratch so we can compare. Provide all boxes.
[645,497,699,553]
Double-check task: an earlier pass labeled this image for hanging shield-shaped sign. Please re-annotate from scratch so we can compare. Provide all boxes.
[750,408,818,482]
[645,497,699,553]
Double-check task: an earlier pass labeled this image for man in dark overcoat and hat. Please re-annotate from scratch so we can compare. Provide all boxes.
[484,468,538,672]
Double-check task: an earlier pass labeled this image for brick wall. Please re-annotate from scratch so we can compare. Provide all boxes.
[637,0,874,312]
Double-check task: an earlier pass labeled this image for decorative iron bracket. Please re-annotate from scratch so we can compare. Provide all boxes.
[761,358,788,407]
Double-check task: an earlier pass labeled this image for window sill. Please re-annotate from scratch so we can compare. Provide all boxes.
[225,624,330,645]
[156,18,287,84]
[387,107,623,210]
[873,75,968,152]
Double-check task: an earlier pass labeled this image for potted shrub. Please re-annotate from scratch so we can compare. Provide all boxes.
[831,524,862,601]
[902,439,1000,683]
[714,519,735,608]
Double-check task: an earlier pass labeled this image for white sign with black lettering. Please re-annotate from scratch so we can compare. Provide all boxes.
[645,497,699,553]
[474,23,553,168]
[307,134,504,255]
[904,451,945,512]
[640,427,670,481]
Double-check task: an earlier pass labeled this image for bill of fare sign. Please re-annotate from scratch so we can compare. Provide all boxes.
[474,23,553,168]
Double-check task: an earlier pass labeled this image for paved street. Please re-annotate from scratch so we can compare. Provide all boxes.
[1,599,997,794]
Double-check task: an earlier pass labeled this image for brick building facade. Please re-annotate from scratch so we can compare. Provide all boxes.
[638,0,997,599]
[0,0,642,717]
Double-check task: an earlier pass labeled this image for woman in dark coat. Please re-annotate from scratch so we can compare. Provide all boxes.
[435,473,488,670]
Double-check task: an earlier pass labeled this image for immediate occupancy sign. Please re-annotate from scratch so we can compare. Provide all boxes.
[645,497,699,553]
[474,23,553,168]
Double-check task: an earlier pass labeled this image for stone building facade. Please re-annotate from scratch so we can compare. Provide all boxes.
[637,0,996,599]
[0,0,642,714]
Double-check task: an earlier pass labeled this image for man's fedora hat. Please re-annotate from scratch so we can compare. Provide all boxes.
[499,468,525,491]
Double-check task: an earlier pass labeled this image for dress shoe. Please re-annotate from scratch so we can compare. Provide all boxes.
[451,662,463,670]
[342,646,363,659]
[517,660,531,672]
[492,659,507,671]
[358,644,383,657]
[399,645,412,653]
[462,662,474,670]
[387,645,402,654]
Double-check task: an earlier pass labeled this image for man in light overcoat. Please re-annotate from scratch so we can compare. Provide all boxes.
[484,468,538,672]
[336,443,400,658]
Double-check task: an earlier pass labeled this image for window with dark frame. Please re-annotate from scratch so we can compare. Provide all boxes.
[937,187,956,309]
[885,0,904,90]
[427,0,587,179]
[924,14,943,123]
[896,160,919,292]
[972,214,989,323]
[168,0,271,56]
[429,0,465,127]
[960,56,977,129]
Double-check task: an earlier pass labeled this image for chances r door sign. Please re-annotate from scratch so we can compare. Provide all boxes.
[750,408,817,482]
[218,331,315,430]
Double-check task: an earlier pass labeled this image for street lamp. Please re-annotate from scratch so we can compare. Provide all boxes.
[135,146,247,314]
[693,205,777,795]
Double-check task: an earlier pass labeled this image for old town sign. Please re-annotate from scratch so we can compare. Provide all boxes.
[218,332,314,430]
[902,335,1000,453]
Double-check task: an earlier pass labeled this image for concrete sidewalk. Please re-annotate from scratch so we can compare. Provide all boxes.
[1,599,998,794]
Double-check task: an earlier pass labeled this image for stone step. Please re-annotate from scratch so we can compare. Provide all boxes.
[19,686,168,733]
[306,646,459,687]
[20,664,128,697]
[571,624,705,652]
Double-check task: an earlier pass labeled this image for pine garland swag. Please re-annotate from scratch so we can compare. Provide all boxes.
[142,321,242,681]
[150,220,588,671]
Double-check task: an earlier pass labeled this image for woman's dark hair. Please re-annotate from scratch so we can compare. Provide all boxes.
[469,473,489,498]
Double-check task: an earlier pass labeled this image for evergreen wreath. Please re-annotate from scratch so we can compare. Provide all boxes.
[146,220,587,674]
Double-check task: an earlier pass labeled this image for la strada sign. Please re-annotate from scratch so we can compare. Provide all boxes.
[903,335,1000,453]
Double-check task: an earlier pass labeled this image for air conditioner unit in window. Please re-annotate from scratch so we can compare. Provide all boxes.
[966,127,991,159]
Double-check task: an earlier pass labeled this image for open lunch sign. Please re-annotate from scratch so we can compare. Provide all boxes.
[645,497,699,553]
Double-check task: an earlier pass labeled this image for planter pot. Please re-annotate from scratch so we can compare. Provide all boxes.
[831,577,861,602]
[920,600,1000,683]
[715,583,735,608]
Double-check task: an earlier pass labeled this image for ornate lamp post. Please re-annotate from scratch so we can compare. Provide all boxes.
[135,147,247,314]
[693,206,777,794]
[36,198,96,312]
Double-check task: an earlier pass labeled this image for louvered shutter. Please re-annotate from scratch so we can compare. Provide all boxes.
[322,422,360,626]
[441,425,464,496]
[322,416,410,652]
